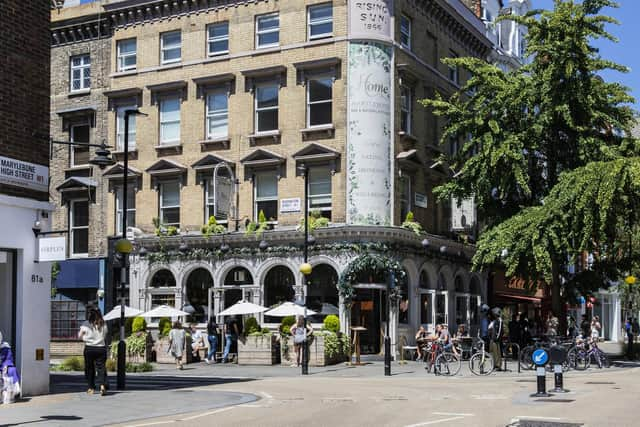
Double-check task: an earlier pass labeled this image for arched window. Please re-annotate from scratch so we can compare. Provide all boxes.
[150,269,175,288]
[419,270,430,289]
[307,264,338,321]
[454,276,465,293]
[469,276,482,331]
[224,267,253,286]
[264,265,295,322]
[454,275,468,329]
[437,273,447,291]
[185,268,213,323]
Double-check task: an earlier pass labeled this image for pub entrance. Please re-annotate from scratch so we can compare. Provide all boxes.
[351,284,387,354]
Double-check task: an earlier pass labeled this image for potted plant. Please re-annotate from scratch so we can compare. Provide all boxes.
[237,317,279,365]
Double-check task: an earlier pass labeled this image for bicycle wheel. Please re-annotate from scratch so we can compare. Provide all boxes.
[520,346,534,370]
[574,351,589,370]
[600,352,611,368]
[565,347,577,371]
[435,352,461,376]
[469,351,494,376]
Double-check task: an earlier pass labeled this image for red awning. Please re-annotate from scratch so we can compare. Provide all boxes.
[495,292,541,303]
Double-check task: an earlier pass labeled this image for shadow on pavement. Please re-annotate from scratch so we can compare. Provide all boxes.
[2,415,83,427]
[50,373,255,395]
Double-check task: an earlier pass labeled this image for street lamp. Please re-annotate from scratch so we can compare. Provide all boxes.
[116,109,147,390]
[298,163,311,375]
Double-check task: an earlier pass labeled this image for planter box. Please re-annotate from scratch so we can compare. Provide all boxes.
[280,334,347,367]
[153,335,192,364]
[238,334,279,365]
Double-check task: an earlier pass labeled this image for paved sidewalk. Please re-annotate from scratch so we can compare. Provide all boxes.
[0,374,257,427]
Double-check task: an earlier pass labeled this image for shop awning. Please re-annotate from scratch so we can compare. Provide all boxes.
[495,292,541,303]
[54,258,102,289]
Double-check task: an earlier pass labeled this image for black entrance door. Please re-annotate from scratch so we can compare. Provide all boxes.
[351,287,386,354]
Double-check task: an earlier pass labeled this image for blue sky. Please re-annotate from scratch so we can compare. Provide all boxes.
[535,0,639,112]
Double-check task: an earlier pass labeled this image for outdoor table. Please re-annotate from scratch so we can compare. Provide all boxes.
[350,326,367,365]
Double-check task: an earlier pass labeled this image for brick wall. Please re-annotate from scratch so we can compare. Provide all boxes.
[0,0,51,201]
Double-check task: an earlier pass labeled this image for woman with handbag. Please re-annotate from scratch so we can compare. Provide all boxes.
[78,307,108,396]
[289,315,313,367]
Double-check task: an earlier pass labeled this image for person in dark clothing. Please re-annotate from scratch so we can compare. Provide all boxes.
[222,316,240,363]
[508,314,521,357]
[625,317,635,359]
[580,315,591,339]
[480,304,490,348]
[206,318,219,364]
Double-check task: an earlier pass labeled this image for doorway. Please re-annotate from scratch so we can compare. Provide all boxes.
[351,285,387,354]
[0,249,16,349]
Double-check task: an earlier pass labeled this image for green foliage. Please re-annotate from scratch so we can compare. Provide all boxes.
[106,358,116,372]
[51,262,60,283]
[201,216,226,236]
[126,362,153,373]
[298,210,330,232]
[58,356,84,371]
[245,210,269,237]
[153,217,179,236]
[323,315,340,334]
[401,211,423,235]
[158,317,172,337]
[244,317,260,335]
[420,0,638,315]
[280,315,296,335]
[320,331,350,360]
[338,254,407,304]
[131,316,147,333]
[110,332,148,358]
[258,209,267,224]
[125,317,134,336]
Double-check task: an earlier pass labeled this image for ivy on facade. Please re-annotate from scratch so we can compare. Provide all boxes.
[337,253,407,305]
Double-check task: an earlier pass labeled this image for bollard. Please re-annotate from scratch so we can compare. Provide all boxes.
[550,364,569,393]
[384,335,391,376]
[530,366,551,397]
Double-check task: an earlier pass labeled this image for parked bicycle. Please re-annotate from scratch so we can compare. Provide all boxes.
[567,338,610,370]
[423,340,461,376]
[469,336,494,376]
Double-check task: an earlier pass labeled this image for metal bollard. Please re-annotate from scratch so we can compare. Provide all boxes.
[550,364,569,393]
[384,335,391,376]
[530,366,551,397]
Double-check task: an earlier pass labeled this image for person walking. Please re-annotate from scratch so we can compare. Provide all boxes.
[480,304,490,348]
[221,316,240,363]
[625,317,634,359]
[206,317,219,364]
[590,315,601,342]
[290,315,313,367]
[0,331,21,403]
[488,308,503,371]
[168,321,186,370]
[78,307,108,396]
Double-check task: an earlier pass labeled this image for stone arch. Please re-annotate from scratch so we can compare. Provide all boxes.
[437,264,455,292]
[147,267,177,288]
[263,264,296,322]
[469,274,483,296]
[307,263,340,317]
[255,257,302,290]
[418,261,438,289]
[309,255,343,277]
[213,258,256,288]
[179,261,214,291]
[454,270,469,293]
[183,267,213,322]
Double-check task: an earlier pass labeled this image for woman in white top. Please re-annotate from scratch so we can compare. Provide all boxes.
[290,315,313,367]
[78,307,108,395]
[591,315,602,341]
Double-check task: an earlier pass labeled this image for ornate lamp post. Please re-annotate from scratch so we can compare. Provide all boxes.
[298,163,312,375]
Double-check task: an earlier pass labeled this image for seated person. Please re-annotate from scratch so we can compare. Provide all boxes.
[439,325,459,356]
[455,324,469,340]
[415,325,429,360]
[189,323,206,358]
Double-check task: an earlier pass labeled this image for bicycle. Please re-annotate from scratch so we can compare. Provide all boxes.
[423,340,461,376]
[570,338,610,370]
[469,337,494,376]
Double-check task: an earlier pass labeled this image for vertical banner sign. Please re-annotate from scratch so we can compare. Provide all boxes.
[347,42,393,225]
[347,0,394,225]
[213,163,235,219]
[451,197,476,230]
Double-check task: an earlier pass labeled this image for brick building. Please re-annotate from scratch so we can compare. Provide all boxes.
[0,0,54,395]
[50,0,494,356]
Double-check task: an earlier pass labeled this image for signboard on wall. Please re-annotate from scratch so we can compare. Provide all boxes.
[414,192,428,208]
[0,155,49,192]
[280,198,301,213]
[451,197,476,230]
[348,0,394,41]
[37,237,66,262]
[346,41,393,225]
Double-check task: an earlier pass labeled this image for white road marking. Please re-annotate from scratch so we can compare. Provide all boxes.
[180,406,234,421]
[513,416,564,420]
[432,412,475,416]
[258,391,274,400]
[404,416,466,426]
[124,421,175,427]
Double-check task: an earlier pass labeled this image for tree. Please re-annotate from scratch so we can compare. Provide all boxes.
[421,0,637,320]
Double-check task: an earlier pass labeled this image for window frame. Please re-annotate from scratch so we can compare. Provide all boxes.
[256,13,280,49]
[205,89,229,140]
[159,96,181,145]
[254,82,279,133]
[306,75,333,128]
[69,54,91,92]
[307,165,332,219]
[207,22,229,56]
[115,185,136,236]
[69,199,89,258]
[448,51,459,84]
[307,3,333,41]
[400,14,412,49]
[400,85,412,134]
[116,105,137,151]
[253,171,278,223]
[399,174,412,221]
[159,181,181,228]
[160,30,182,65]
[116,38,137,72]
[70,123,90,167]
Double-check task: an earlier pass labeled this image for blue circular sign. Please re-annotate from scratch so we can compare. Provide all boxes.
[532,348,549,366]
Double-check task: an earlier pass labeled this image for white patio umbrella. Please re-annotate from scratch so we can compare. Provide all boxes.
[103,305,143,321]
[264,301,317,317]
[217,300,268,317]
[319,303,340,316]
[140,305,190,318]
